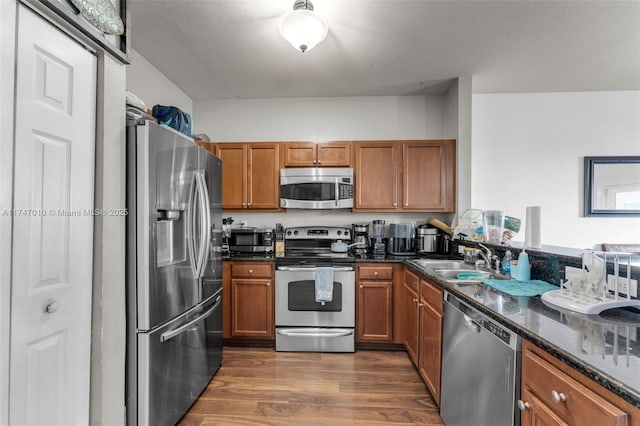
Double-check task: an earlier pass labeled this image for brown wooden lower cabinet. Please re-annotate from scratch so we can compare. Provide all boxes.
[418,278,443,405]
[356,264,394,343]
[223,261,275,341]
[402,268,420,364]
[520,340,638,426]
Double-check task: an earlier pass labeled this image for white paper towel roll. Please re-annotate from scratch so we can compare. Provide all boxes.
[525,206,542,249]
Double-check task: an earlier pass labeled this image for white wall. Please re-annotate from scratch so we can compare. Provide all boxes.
[90,52,127,426]
[444,77,473,214]
[194,95,445,141]
[195,95,455,228]
[472,91,640,249]
[127,49,193,115]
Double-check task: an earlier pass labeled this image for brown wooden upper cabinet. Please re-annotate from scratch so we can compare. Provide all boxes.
[353,140,456,212]
[215,143,281,211]
[282,142,352,167]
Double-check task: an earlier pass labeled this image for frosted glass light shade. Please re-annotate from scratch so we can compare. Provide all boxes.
[279,7,328,53]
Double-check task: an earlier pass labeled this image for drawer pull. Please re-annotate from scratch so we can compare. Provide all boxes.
[551,390,567,403]
[517,400,531,410]
[374,271,379,276]
[249,269,253,274]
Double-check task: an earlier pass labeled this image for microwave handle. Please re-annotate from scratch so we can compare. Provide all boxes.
[335,179,339,208]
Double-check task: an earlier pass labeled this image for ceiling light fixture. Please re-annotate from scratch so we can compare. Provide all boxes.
[279,0,328,53]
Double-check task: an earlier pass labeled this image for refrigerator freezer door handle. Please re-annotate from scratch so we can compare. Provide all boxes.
[196,172,211,278]
[186,174,198,277]
[160,295,221,343]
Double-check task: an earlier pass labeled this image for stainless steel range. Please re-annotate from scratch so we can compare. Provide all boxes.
[275,226,355,352]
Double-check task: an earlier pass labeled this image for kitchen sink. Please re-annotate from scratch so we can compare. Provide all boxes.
[411,259,475,270]
[410,259,511,283]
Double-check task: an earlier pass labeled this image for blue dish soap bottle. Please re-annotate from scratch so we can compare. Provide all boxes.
[501,250,513,278]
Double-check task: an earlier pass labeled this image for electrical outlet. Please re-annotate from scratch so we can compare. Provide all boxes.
[607,274,638,298]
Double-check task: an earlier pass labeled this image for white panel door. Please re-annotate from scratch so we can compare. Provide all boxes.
[10,5,96,426]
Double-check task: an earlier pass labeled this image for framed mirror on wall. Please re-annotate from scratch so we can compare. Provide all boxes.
[584,156,640,216]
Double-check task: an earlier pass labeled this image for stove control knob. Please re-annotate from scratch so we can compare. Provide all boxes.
[286,230,292,236]
[337,231,342,235]
[293,230,299,235]
[344,230,350,237]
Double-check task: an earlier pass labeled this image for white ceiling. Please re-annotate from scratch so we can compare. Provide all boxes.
[129,0,640,100]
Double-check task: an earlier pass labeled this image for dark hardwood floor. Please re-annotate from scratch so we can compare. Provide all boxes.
[179,347,444,425]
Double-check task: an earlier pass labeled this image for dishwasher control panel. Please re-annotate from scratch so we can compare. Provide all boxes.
[445,291,518,348]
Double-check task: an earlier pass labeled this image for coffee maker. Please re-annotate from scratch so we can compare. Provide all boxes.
[351,223,370,255]
[388,223,416,255]
[222,217,233,254]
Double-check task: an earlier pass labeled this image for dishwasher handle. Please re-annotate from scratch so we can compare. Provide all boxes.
[463,314,481,333]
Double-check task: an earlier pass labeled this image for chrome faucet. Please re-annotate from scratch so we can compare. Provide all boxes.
[477,243,501,273]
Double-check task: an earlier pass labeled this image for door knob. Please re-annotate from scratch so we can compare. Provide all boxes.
[43,301,58,314]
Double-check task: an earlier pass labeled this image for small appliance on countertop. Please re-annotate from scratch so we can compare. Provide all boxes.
[388,223,416,255]
[229,227,274,254]
[416,224,452,255]
[370,219,386,256]
[351,223,370,255]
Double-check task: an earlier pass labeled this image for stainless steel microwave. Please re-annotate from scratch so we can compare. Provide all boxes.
[280,168,354,209]
[229,228,274,253]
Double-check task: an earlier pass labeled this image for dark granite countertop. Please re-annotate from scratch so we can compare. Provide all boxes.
[224,252,640,407]
[223,254,275,262]
[405,261,640,408]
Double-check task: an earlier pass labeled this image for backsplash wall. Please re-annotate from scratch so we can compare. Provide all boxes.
[225,211,454,235]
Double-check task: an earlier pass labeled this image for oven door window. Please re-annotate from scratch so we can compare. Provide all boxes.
[281,183,336,202]
[288,280,342,312]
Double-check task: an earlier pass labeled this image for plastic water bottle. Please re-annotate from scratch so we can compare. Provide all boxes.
[516,249,531,281]
[502,250,513,277]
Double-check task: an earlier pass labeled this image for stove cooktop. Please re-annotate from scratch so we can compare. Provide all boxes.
[278,226,356,265]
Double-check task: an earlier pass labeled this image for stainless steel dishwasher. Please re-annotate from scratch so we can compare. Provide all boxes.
[440,292,521,426]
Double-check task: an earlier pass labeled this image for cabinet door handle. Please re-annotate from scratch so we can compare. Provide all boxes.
[404,203,408,207]
[417,303,424,307]
[317,160,321,165]
[266,282,270,286]
[393,202,397,207]
[517,400,531,410]
[242,202,246,207]
[313,160,317,165]
[412,298,418,304]
[248,203,252,207]
[550,390,567,403]
[359,285,363,288]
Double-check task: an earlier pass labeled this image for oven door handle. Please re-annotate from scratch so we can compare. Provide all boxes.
[276,266,354,272]
[277,328,354,338]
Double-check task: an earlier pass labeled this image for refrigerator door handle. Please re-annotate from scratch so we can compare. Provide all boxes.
[160,295,221,343]
[186,173,199,277]
[195,172,210,278]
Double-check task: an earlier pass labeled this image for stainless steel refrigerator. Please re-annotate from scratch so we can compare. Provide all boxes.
[125,118,223,426]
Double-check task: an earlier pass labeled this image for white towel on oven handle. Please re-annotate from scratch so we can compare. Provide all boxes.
[315,267,334,304]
